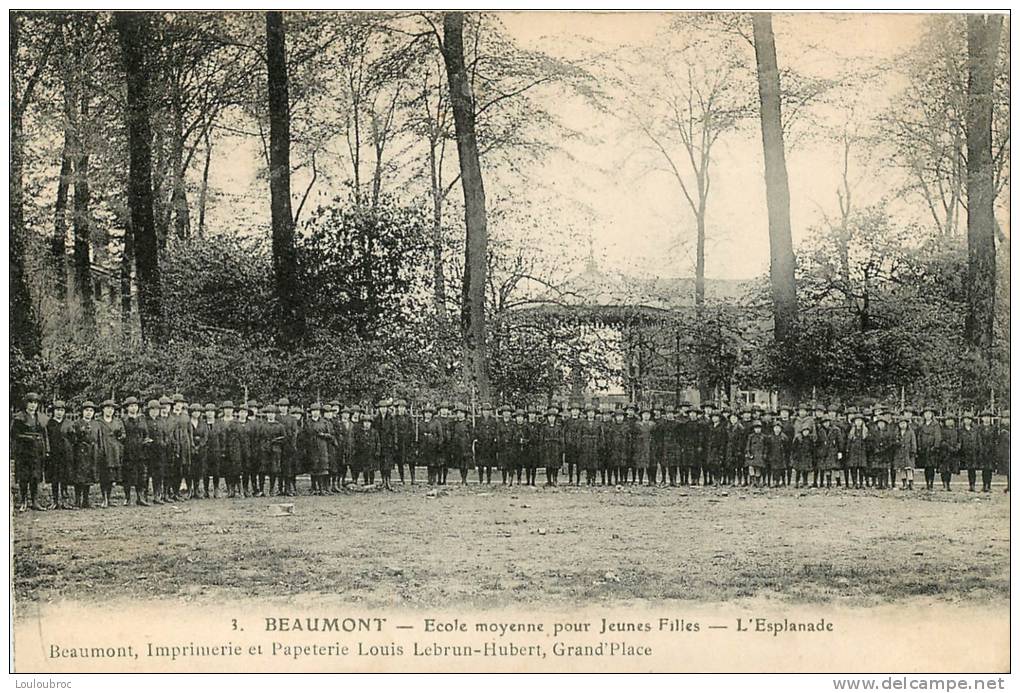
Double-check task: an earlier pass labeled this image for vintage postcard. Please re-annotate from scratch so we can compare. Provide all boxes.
[8,9,1010,676]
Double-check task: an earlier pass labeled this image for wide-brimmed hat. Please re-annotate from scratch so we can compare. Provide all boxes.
[122,396,139,407]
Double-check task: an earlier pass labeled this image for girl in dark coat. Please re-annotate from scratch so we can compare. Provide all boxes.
[352,416,381,483]
[261,405,287,495]
[765,423,788,487]
[844,416,868,489]
[305,404,333,493]
[122,399,151,506]
[703,413,728,486]
[45,401,72,509]
[578,410,602,486]
[958,414,980,492]
[70,402,100,509]
[744,421,767,487]
[939,414,960,491]
[95,400,125,508]
[791,426,815,488]
[868,417,893,489]
[606,412,630,486]
[539,408,565,486]
[219,403,243,498]
[11,393,49,511]
[726,414,747,486]
[632,409,655,485]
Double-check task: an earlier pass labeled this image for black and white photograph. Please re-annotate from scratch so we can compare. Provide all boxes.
[7,8,1012,676]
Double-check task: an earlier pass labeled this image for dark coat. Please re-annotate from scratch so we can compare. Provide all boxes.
[844,424,868,469]
[11,410,49,484]
[977,424,996,471]
[419,418,446,468]
[893,427,917,470]
[939,424,960,474]
[351,425,381,471]
[915,420,942,469]
[539,421,564,469]
[703,422,728,470]
[725,422,747,469]
[631,420,654,469]
[745,430,767,467]
[261,419,287,474]
[868,426,894,470]
[45,417,73,485]
[304,417,333,475]
[996,426,1009,476]
[475,416,499,466]
[122,415,151,488]
[578,419,603,470]
[605,421,630,468]
[449,419,475,470]
[69,418,101,485]
[95,416,125,482]
[791,433,815,472]
[765,431,788,470]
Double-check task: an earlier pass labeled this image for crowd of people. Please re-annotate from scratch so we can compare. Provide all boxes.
[9,392,1011,512]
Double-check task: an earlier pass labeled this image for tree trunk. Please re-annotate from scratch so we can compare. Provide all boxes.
[441,11,491,400]
[120,214,134,328]
[266,10,305,345]
[52,56,74,300]
[197,127,212,235]
[752,14,799,386]
[695,203,710,403]
[10,13,45,362]
[964,14,1003,379]
[169,94,191,238]
[72,83,96,329]
[116,11,164,343]
[428,137,449,321]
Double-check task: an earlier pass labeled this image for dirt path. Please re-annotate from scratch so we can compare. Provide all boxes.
[13,479,1009,609]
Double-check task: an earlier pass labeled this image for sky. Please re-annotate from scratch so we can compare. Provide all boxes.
[490,12,931,281]
[201,12,970,284]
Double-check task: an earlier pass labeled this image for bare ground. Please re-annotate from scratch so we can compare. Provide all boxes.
[11,476,1010,610]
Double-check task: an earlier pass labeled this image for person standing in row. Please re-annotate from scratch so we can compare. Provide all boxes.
[563,403,582,486]
[578,406,602,486]
[12,392,49,511]
[792,425,814,488]
[869,415,893,489]
[45,400,72,509]
[703,409,727,486]
[894,415,917,490]
[916,406,943,491]
[843,411,867,488]
[305,403,332,494]
[69,401,99,509]
[745,420,767,487]
[939,413,960,491]
[392,399,415,486]
[95,399,125,508]
[539,405,564,486]
[977,412,997,493]
[450,405,474,485]
[495,405,514,485]
[766,421,788,486]
[476,403,498,485]
[121,397,150,507]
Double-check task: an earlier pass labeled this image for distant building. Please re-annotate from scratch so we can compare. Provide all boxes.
[514,254,776,409]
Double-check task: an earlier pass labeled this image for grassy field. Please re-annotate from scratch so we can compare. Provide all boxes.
[12,475,1010,609]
